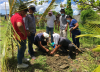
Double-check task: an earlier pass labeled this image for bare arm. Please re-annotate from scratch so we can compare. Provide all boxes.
[65,22,69,31]
[24,16,30,36]
[38,41,49,52]
[17,22,26,37]
[70,31,72,38]
[73,23,79,30]
[50,45,61,55]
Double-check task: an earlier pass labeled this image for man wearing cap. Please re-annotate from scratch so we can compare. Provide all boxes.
[34,32,50,52]
[50,33,76,59]
[24,5,37,59]
[45,11,56,43]
[59,9,68,38]
[10,4,29,68]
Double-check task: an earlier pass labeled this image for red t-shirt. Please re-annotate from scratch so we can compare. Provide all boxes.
[11,13,27,40]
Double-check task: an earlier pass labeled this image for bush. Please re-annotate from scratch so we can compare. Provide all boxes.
[80,9,98,24]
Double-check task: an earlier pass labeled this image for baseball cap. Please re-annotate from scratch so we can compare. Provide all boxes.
[52,33,60,45]
[29,5,37,12]
[60,9,65,12]
[43,32,49,38]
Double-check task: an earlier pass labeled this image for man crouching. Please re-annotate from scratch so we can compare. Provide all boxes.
[34,32,50,53]
[50,33,76,59]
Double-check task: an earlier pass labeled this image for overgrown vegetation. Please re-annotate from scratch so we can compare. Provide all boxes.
[1,0,100,72]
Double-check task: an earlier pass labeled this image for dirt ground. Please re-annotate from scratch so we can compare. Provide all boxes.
[45,48,100,72]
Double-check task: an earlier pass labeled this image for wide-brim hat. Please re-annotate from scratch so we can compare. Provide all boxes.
[17,4,28,12]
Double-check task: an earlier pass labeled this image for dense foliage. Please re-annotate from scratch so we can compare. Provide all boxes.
[80,9,98,24]
[65,0,73,16]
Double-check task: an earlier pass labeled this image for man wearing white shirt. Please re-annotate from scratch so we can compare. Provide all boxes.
[46,11,56,43]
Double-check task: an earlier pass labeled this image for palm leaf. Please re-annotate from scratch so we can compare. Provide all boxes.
[92,47,100,52]
[76,34,100,38]
[93,65,100,72]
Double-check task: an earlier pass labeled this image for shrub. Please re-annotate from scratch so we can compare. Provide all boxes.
[80,9,98,24]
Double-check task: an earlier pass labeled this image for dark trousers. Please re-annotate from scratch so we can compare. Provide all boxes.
[60,44,76,56]
[28,33,35,57]
[46,26,53,43]
[72,33,80,48]
[17,40,26,64]
[34,41,47,52]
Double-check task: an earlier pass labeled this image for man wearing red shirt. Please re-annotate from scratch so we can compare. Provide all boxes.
[11,4,29,68]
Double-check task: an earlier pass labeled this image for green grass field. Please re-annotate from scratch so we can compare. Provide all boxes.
[0,16,100,72]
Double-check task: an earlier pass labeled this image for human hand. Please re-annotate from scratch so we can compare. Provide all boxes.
[26,31,30,36]
[65,28,67,31]
[21,32,26,37]
[50,51,54,55]
[69,27,73,32]
[46,49,49,52]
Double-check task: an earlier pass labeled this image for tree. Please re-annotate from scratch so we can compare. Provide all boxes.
[65,0,73,16]
[52,11,58,15]
[74,0,100,11]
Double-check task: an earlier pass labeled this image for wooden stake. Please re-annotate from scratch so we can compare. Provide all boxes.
[71,42,82,52]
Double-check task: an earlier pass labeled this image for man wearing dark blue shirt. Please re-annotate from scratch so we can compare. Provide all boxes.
[34,32,50,53]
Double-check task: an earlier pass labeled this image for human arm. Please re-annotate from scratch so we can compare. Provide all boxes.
[46,38,49,45]
[73,22,79,30]
[65,22,69,31]
[17,22,26,37]
[50,45,61,55]
[70,19,79,32]
[70,32,72,38]
[24,16,30,36]
[38,41,49,52]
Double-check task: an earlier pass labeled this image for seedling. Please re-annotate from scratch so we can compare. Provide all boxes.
[49,47,52,51]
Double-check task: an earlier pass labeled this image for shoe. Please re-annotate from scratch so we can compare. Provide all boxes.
[17,63,29,68]
[22,58,30,62]
[31,56,36,60]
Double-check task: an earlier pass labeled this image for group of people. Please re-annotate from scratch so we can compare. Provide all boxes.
[10,4,81,69]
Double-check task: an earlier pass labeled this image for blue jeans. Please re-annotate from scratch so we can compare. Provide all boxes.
[72,33,81,48]
[17,40,26,64]
[46,26,53,43]
[28,33,35,57]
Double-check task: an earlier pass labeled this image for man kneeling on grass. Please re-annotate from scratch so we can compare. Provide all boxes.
[34,32,50,53]
[50,33,76,59]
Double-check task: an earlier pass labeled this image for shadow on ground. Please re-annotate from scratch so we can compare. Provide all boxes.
[5,57,50,72]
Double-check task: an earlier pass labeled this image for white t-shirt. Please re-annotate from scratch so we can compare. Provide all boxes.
[46,15,56,28]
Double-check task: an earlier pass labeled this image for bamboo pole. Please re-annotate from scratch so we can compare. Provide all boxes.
[9,0,14,17]
[8,0,15,59]
[71,42,82,52]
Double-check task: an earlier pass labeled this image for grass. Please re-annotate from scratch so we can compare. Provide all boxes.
[0,20,7,54]
[0,16,99,72]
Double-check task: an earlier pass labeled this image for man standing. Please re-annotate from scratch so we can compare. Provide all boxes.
[59,9,68,38]
[24,5,37,59]
[11,4,29,68]
[46,11,56,43]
